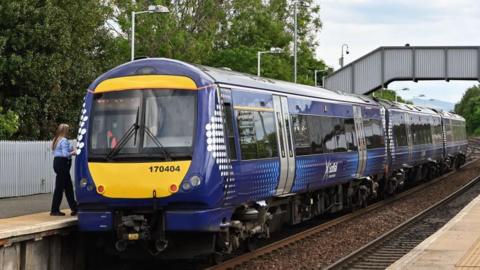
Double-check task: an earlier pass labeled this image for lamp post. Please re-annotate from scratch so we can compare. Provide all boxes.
[257,47,283,77]
[131,5,169,61]
[293,1,298,83]
[339,43,350,68]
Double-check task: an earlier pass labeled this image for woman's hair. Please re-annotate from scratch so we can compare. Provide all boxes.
[52,123,70,150]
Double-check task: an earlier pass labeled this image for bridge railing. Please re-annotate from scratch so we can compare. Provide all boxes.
[0,140,75,198]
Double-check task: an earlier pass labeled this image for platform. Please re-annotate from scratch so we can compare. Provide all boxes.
[0,193,69,219]
[0,211,80,270]
[0,210,76,245]
[389,193,480,269]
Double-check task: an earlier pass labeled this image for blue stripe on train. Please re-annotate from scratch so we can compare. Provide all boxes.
[292,151,359,193]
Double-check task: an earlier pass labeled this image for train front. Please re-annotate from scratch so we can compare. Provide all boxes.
[74,59,232,257]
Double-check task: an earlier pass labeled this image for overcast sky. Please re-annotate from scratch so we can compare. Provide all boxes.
[315,0,480,103]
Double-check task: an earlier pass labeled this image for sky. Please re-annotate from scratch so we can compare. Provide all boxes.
[315,0,480,104]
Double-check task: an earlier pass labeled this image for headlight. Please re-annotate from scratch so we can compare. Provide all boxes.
[79,178,88,188]
[182,182,192,191]
[189,176,202,187]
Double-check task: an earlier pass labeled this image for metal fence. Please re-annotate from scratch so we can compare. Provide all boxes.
[0,141,75,198]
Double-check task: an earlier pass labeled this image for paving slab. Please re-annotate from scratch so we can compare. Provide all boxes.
[0,193,69,219]
[0,211,77,241]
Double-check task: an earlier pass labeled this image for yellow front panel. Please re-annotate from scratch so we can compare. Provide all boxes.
[88,161,191,198]
[94,75,198,93]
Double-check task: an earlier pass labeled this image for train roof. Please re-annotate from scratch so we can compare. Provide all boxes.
[437,110,466,121]
[197,65,375,105]
[377,99,440,115]
[88,58,375,106]
[377,99,466,121]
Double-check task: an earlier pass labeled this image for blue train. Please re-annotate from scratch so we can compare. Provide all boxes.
[75,58,467,258]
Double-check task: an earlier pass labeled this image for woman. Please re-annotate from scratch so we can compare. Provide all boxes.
[51,123,78,216]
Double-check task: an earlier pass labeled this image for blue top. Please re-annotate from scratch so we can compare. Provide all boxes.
[53,138,73,158]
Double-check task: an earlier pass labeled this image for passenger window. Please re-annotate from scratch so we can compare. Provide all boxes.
[291,114,314,155]
[291,115,357,155]
[344,118,358,151]
[363,118,385,149]
[393,123,408,147]
[220,89,237,160]
[236,110,278,160]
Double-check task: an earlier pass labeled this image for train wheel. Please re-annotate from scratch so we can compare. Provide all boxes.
[245,237,258,252]
[209,252,224,265]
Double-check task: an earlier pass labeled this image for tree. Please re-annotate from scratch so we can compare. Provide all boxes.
[0,107,19,140]
[1,0,330,139]
[455,85,480,136]
[0,0,117,139]
[111,0,229,64]
[208,0,326,84]
[110,0,328,85]
[370,89,411,104]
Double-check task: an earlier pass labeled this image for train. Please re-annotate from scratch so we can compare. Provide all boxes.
[74,58,468,259]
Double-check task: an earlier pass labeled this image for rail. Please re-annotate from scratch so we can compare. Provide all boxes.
[207,159,478,270]
[326,174,480,269]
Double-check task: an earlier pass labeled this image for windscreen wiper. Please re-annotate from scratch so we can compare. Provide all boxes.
[106,107,140,160]
[143,126,172,161]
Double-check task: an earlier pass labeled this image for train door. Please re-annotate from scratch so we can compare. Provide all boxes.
[353,106,367,177]
[272,95,296,195]
[405,113,413,163]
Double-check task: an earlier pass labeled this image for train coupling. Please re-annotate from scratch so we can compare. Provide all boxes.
[114,214,168,254]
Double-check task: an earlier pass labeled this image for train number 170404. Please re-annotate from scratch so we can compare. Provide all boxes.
[149,165,181,173]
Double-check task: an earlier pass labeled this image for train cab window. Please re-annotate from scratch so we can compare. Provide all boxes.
[89,90,196,160]
[143,91,196,151]
[363,118,385,149]
[220,89,237,160]
[236,110,278,160]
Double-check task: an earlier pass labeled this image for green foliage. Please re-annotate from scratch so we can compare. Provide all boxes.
[370,89,411,104]
[0,0,117,139]
[1,0,329,140]
[0,107,19,139]
[112,0,328,84]
[455,85,480,136]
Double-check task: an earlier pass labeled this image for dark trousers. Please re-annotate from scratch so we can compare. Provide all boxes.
[51,157,77,213]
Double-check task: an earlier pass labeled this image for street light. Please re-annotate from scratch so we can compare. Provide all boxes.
[257,47,283,77]
[339,43,350,68]
[293,2,298,83]
[131,5,170,61]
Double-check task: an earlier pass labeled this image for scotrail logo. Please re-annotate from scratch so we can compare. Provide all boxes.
[324,160,339,179]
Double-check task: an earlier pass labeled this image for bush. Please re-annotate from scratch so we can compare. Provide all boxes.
[0,107,19,139]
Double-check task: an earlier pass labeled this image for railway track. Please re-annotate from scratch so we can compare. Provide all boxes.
[207,158,479,270]
[326,173,480,270]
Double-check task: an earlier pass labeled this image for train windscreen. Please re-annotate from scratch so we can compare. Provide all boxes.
[88,89,196,160]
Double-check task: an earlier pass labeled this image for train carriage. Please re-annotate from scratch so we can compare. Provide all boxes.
[75,58,466,259]
[440,111,468,168]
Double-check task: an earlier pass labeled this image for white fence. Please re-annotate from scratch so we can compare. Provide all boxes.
[0,141,75,198]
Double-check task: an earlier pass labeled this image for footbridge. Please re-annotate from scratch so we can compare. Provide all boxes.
[323,46,480,95]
